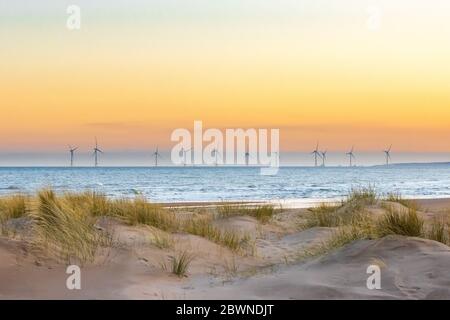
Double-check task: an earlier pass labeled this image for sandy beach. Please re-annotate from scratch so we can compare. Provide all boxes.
[1,191,450,300]
[3,0,450,308]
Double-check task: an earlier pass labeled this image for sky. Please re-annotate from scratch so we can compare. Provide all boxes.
[1,0,450,165]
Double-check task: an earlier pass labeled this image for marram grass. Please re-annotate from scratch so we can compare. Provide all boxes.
[0,189,252,257]
[217,203,277,223]
[426,215,449,245]
[111,197,179,231]
[301,188,435,259]
[346,186,378,205]
[161,250,195,277]
[2,187,444,266]
[384,192,418,210]
[376,206,424,237]
[0,194,29,222]
[183,216,249,252]
[32,190,112,264]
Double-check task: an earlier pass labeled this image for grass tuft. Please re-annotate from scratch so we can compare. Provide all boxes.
[151,229,175,249]
[426,215,449,245]
[63,191,111,216]
[165,250,195,277]
[304,187,378,229]
[183,216,248,252]
[302,213,375,258]
[376,206,423,237]
[0,195,29,222]
[305,203,341,227]
[32,189,111,264]
[384,192,418,210]
[305,201,370,229]
[111,198,179,231]
[217,204,277,223]
[346,186,377,205]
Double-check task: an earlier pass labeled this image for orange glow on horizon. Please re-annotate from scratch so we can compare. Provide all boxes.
[2,2,450,153]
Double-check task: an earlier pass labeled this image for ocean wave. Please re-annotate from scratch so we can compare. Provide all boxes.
[0,186,21,190]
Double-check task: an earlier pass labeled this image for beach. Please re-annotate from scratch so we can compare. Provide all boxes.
[1,192,450,300]
[3,0,450,308]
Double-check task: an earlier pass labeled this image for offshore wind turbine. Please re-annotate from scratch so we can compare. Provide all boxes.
[153,146,162,167]
[244,150,257,166]
[311,142,322,167]
[69,145,78,167]
[211,147,221,166]
[346,146,355,167]
[181,147,191,166]
[93,138,103,167]
[384,145,392,166]
[321,150,327,167]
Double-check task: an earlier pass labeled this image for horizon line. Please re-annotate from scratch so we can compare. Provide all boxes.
[0,161,449,169]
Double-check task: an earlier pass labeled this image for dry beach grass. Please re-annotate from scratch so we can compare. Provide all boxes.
[1,187,450,299]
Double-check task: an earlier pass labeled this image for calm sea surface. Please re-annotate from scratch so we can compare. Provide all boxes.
[0,165,449,205]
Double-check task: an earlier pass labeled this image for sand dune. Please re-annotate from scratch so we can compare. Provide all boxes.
[1,197,450,300]
[183,236,450,300]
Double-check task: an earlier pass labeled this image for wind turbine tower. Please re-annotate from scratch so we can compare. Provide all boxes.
[346,146,356,167]
[321,150,327,167]
[181,148,191,166]
[93,138,103,167]
[311,142,322,167]
[153,146,161,167]
[69,145,78,167]
[211,148,221,166]
[384,145,392,166]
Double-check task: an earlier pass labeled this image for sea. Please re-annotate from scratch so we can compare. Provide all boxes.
[0,164,449,207]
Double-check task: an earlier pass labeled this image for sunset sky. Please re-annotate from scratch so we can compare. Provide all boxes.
[1,0,450,165]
